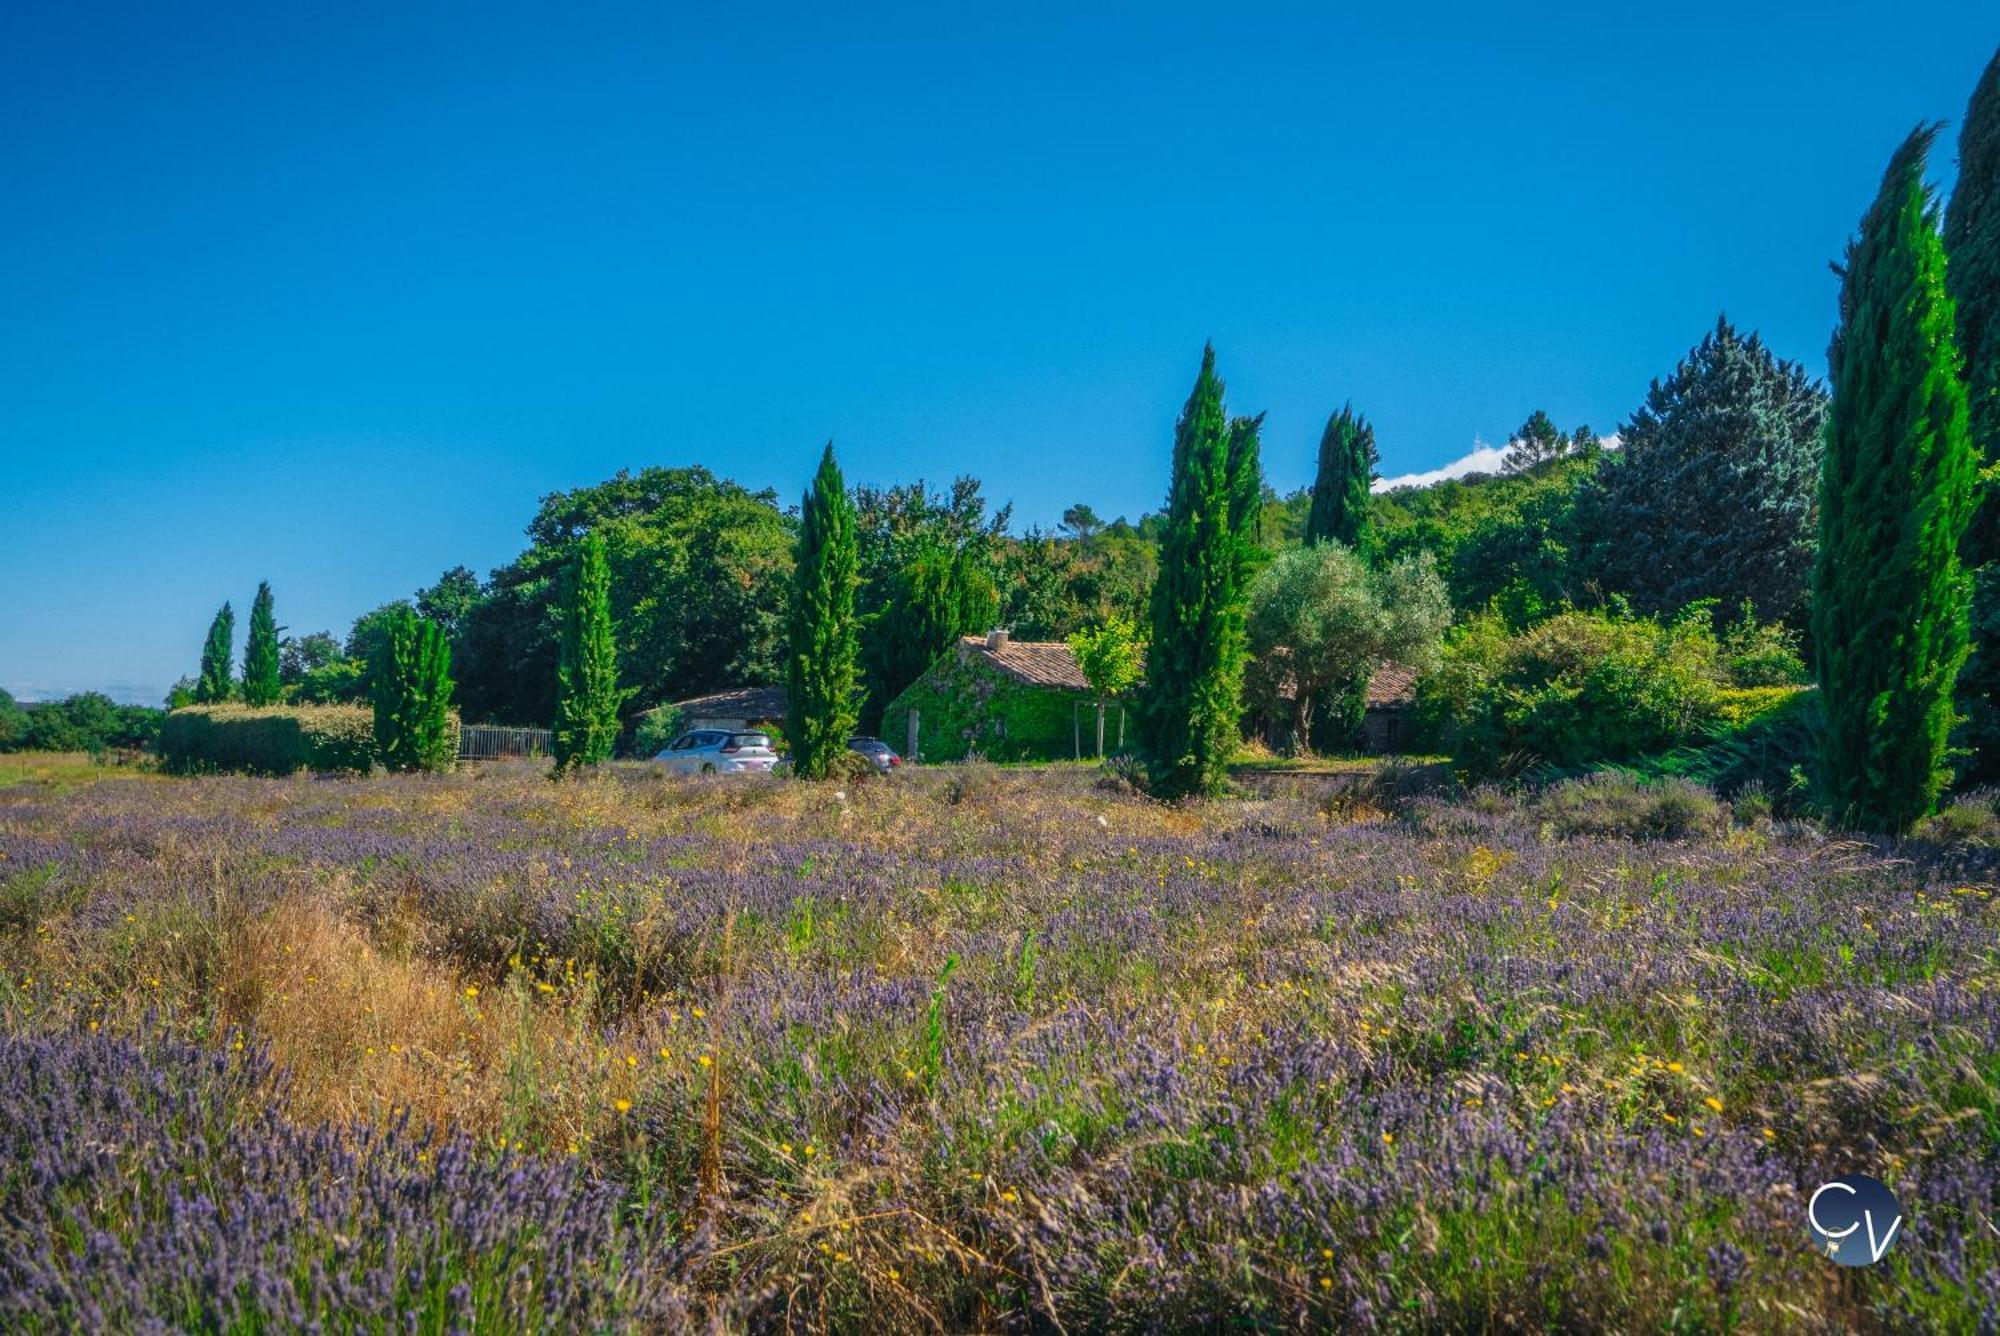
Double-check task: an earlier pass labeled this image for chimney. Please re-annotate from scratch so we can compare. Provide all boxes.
[986,628,1010,651]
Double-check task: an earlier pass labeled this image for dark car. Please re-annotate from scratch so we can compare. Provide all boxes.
[847,736,901,774]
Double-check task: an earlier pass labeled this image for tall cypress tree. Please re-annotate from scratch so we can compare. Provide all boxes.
[1949,49,2000,491]
[1947,48,2000,779]
[372,607,456,772]
[786,443,861,779]
[194,602,235,704]
[241,581,282,706]
[861,539,997,730]
[1137,345,1262,799]
[1304,404,1377,553]
[1302,404,1378,746]
[1814,125,1975,833]
[553,531,625,772]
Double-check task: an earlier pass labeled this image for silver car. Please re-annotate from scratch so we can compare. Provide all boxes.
[654,729,779,775]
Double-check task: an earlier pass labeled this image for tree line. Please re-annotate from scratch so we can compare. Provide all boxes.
[161,48,1999,830]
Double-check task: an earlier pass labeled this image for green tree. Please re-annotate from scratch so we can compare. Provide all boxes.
[1069,615,1146,757]
[1949,48,2000,513]
[1580,317,1827,624]
[1815,125,1976,833]
[851,477,1004,731]
[552,532,626,772]
[786,443,862,779]
[345,602,412,666]
[370,607,456,773]
[1059,503,1103,541]
[415,566,484,641]
[456,468,792,727]
[1246,545,1451,753]
[279,631,344,684]
[1136,345,1263,798]
[0,689,24,750]
[860,539,997,732]
[194,602,235,704]
[1304,404,1377,553]
[241,581,282,706]
[1946,49,2000,780]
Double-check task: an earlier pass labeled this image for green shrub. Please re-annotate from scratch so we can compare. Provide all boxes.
[157,705,379,776]
[1914,791,2000,846]
[1720,610,1811,687]
[1533,773,1729,841]
[1415,607,1730,777]
[1632,688,1822,814]
[629,705,685,759]
[1714,685,1811,728]
[370,608,457,773]
[1,693,162,755]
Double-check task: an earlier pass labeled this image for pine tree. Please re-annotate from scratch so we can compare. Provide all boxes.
[1579,317,1826,624]
[371,607,456,772]
[786,443,861,779]
[1304,404,1377,553]
[1502,410,1568,472]
[241,581,282,706]
[1137,345,1263,798]
[194,603,235,704]
[1815,125,1976,833]
[1947,48,2000,779]
[552,532,626,772]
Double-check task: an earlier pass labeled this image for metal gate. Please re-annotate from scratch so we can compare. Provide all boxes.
[458,725,553,761]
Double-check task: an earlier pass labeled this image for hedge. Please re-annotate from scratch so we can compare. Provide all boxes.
[157,705,381,776]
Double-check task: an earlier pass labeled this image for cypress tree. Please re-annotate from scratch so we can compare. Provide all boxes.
[241,581,282,707]
[786,443,861,779]
[862,539,996,729]
[194,602,235,704]
[1948,48,2000,491]
[371,607,456,772]
[553,531,625,772]
[1304,404,1377,553]
[1814,125,1976,832]
[1137,345,1262,799]
[1302,405,1378,744]
[1947,48,2000,779]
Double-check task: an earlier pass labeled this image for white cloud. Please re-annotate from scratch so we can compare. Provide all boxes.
[1371,442,1512,492]
[1372,434,1620,493]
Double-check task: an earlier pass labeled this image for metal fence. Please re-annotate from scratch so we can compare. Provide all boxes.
[458,725,553,761]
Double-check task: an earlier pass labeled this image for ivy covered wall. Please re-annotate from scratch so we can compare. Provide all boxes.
[884,651,1112,762]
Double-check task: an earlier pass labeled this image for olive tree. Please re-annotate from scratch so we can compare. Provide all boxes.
[1246,544,1450,753]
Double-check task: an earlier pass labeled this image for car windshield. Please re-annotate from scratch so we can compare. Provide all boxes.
[728,733,771,750]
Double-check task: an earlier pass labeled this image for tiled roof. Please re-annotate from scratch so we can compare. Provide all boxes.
[1266,660,1420,710]
[956,636,1091,691]
[668,684,788,719]
[1365,662,1419,709]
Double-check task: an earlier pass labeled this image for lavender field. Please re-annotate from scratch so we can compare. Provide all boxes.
[1,758,1996,1331]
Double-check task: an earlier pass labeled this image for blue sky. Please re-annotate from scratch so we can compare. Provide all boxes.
[1,3,1992,703]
